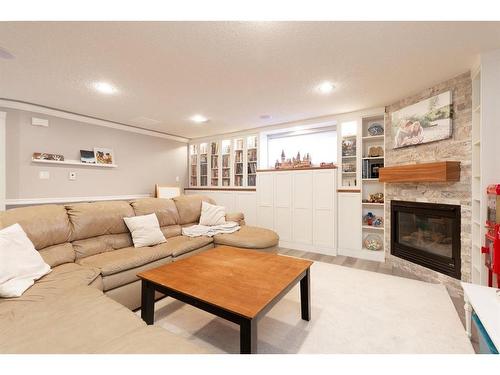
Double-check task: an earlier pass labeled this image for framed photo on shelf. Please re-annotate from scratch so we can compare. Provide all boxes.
[94,147,114,165]
[370,162,384,178]
[32,152,64,161]
[80,150,96,164]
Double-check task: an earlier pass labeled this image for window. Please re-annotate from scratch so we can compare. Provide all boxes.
[267,128,337,168]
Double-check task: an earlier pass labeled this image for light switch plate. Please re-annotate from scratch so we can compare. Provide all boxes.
[69,171,77,181]
[32,117,49,127]
[39,171,49,180]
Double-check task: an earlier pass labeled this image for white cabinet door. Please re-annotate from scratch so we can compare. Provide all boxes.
[256,172,274,230]
[292,171,313,244]
[235,192,257,226]
[274,172,292,241]
[313,170,335,249]
[337,192,362,250]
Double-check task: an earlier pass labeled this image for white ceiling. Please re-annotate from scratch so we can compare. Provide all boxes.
[1,21,500,139]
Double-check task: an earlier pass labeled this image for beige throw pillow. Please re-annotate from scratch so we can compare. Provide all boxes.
[199,201,226,226]
[0,223,51,298]
[123,213,166,248]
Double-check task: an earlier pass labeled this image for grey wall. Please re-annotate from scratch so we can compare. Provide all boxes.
[3,107,188,199]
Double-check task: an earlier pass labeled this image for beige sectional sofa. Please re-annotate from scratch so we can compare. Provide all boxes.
[0,194,279,354]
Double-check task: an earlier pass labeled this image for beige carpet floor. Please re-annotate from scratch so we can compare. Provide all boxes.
[138,261,474,354]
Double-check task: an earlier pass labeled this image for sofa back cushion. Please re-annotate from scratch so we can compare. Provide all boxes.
[66,201,134,241]
[0,205,72,250]
[38,243,76,267]
[172,195,215,225]
[130,198,180,227]
[72,233,134,260]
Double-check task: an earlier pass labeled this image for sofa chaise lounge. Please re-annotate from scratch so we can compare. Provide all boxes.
[0,194,279,353]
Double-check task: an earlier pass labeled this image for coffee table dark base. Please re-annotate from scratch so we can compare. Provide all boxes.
[140,268,311,354]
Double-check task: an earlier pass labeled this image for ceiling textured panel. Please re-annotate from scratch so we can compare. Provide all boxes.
[1,21,500,138]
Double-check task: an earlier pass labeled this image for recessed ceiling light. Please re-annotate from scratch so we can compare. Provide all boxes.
[0,46,14,60]
[190,114,209,123]
[93,81,117,95]
[316,81,335,94]
[260,114,272,120]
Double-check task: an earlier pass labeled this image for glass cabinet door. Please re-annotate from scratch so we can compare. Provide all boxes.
[340,121,358,187]
[189,144,198,186]
[234,138,244,186]
[247,135,257,186]
[210,141,219,186]
[221,140,231,187]
[199,143,208,187]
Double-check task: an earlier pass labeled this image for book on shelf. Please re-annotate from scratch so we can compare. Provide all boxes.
[200,164,207,176]
[222,154,230,167]
[235,175,243,186]
[235,163,243,174]
[210,142,219,154]
[248,175,256,186]
[235,139,244,150]
[247,162,257,174]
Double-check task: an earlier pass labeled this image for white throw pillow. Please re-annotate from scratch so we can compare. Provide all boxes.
[199,201,226,226]
[123,213,166,248]
[0,223,51,298]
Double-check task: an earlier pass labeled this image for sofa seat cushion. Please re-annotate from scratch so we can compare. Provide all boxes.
[76,245,174,277]
[0,285,209,354]
[102,256,172,292]
[167,235,213,258]
[213,225,279,249]
[0,263,101,315]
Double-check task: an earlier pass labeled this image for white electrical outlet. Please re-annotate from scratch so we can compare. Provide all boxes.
[39,171,49,180]
[69,171,77,181]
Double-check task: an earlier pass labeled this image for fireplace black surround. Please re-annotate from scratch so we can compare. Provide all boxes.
[391,200,461,279]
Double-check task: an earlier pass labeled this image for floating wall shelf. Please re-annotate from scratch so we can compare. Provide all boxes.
[379,161,460,183]
[31,158,118,168]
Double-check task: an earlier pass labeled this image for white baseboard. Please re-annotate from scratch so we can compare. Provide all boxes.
[279,240,337,257]
[5,194,152,207]
[337,247,386,262]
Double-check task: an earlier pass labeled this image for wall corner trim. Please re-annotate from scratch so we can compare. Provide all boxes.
[0,99,189,143]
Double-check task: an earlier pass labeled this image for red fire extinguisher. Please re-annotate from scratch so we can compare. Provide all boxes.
[483,185,500,288]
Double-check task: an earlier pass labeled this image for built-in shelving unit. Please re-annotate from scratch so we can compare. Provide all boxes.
[31,158,118,168]
[200,143,208,187]
[340,121,358,188]
[221,139,231,187]
[360,115,386,260]
[210,141,219,187]
[471,66,485,285]
[189,134,258,188]
[190,144,198,186]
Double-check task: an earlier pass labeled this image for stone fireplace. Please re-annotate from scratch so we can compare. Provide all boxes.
[391,200,461,280]
[384,72,472,286]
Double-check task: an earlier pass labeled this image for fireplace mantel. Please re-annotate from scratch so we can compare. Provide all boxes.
[379,161,460,183]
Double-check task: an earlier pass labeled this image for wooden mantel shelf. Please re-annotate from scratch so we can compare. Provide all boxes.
[379,161,461,183]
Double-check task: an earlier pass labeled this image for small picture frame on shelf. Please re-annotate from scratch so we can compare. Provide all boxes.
[370,162,384,178]
[32,152,64,161]
[342,139,356,157]
[80,150,96,164]
[94,147,114,165]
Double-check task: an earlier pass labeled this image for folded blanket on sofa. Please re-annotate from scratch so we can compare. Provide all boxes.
[181,222,240,238]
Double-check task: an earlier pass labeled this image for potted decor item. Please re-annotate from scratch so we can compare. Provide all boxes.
[367,122,384,136]
[364,234,383,251]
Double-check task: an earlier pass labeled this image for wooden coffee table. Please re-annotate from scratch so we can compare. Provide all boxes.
[138,245,313,354]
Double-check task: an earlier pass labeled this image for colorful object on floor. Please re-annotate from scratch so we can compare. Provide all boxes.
[472,312,499,354]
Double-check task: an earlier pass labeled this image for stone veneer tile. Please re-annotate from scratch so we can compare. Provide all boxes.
[384,71,472,288]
